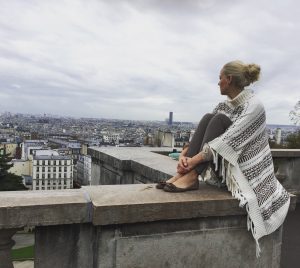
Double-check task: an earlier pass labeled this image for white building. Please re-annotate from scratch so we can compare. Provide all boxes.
[102,133,120,144]
[155,130,174,147]
[32,150,73,191]
[21,140,47,160]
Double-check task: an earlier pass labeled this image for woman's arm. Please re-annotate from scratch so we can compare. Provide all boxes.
[182,144,213,172]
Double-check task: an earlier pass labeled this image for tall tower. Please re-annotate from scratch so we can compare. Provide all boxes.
[168,112,173,126]
[275,128,282,145]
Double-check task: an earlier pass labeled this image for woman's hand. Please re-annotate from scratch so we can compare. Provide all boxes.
[177,156,197,174]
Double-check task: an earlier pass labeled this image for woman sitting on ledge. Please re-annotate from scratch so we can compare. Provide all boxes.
[157,60,290,255]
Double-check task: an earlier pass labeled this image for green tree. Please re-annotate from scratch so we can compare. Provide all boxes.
[285,130,300,149]
[0,152,27,191]
[289,100,300,125]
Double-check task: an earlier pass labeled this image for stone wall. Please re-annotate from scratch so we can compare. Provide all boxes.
[88,147,178,185]
[88,147,300,201]
[0,184,294,268]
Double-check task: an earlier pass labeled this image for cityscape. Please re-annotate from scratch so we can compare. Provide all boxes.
[0,110,298,191]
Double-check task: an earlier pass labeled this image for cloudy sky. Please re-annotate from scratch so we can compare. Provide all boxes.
[0,0,299,124]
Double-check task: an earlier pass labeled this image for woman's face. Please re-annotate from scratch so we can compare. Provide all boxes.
[218,69,231,95]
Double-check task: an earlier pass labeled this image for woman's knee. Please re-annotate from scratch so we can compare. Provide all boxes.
[196,113,214,128]
[212,113,232,128]
[200,113,214,123]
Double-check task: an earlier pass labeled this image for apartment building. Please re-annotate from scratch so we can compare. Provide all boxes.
[32,150,73,190]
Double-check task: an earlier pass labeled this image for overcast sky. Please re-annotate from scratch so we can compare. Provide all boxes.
[0,0,299,124]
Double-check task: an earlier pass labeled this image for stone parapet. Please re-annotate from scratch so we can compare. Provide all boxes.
[88,147,300,201]
[0,189,91,229]
[272,149,300,200]
[0,185,297,268]
[88,147,178,185]
[84,183,246,225]
[0,146,298,267]
[0,183,253,229]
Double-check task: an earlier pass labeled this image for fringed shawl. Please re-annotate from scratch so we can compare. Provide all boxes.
[208,89,290,256]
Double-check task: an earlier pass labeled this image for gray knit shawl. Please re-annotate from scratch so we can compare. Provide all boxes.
[208,88,290,256]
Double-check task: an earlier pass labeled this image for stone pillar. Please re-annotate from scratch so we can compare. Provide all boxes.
[0,228,19,268]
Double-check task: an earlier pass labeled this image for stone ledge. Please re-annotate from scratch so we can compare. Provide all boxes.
[0,184,296,229]
[271,149,300,158]
[85,184,297,226]
[0,190,91,229]
[88,147,178,181]
[85,183,246,226]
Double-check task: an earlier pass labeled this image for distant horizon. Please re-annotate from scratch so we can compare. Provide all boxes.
[0,110,299,128]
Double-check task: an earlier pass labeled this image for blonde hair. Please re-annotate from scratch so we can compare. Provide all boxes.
[223,60,261,88]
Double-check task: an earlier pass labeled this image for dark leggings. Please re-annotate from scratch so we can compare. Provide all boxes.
[186,113,232,175]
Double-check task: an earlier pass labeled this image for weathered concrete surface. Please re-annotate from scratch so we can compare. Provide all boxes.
[272,149,300,200]
[0,228,18,268]
[35,224,95,268]
[0,183,295,268]
[0,190,91,229]
[84,183,247,226]
[281,205,300,268]
[33,215,284,268]
[88,147,178,184]
[98,216,283,268]
[271,149,300,158]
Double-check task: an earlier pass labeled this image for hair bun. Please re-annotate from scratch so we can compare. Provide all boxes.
[245,63,261,84]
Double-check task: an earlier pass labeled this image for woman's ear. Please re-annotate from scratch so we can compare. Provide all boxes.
[227,75,232,84]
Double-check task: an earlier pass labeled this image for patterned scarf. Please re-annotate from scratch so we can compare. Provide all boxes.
[208,88,290,256]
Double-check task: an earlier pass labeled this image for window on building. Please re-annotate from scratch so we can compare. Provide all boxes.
[64,167,67,172]
[42,167,45,172]
[53,167,56,172]
[37,167,39,172]
[36,174,39,179]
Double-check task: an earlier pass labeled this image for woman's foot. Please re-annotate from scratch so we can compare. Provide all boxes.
[156,173,183,189]
[166,170,198,189]
[166,173,183,184]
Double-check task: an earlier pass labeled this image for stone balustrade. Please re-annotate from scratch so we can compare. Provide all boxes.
[0,184,296,268]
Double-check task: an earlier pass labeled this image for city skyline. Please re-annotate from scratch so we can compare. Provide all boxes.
[0,0,299,124]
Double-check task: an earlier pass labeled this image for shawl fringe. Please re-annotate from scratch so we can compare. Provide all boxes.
[211,149,261,257]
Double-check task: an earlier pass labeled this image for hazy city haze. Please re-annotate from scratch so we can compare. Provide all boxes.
[0,0,299,124]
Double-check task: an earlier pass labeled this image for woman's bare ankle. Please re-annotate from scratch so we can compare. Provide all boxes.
[172,170,198,188]
[166,173,183,183]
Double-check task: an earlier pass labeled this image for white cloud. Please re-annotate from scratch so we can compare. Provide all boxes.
[0,0,299,123]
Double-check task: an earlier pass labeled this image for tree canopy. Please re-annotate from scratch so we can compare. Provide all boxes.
[289,100,300,125]
[0,152,27,191]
